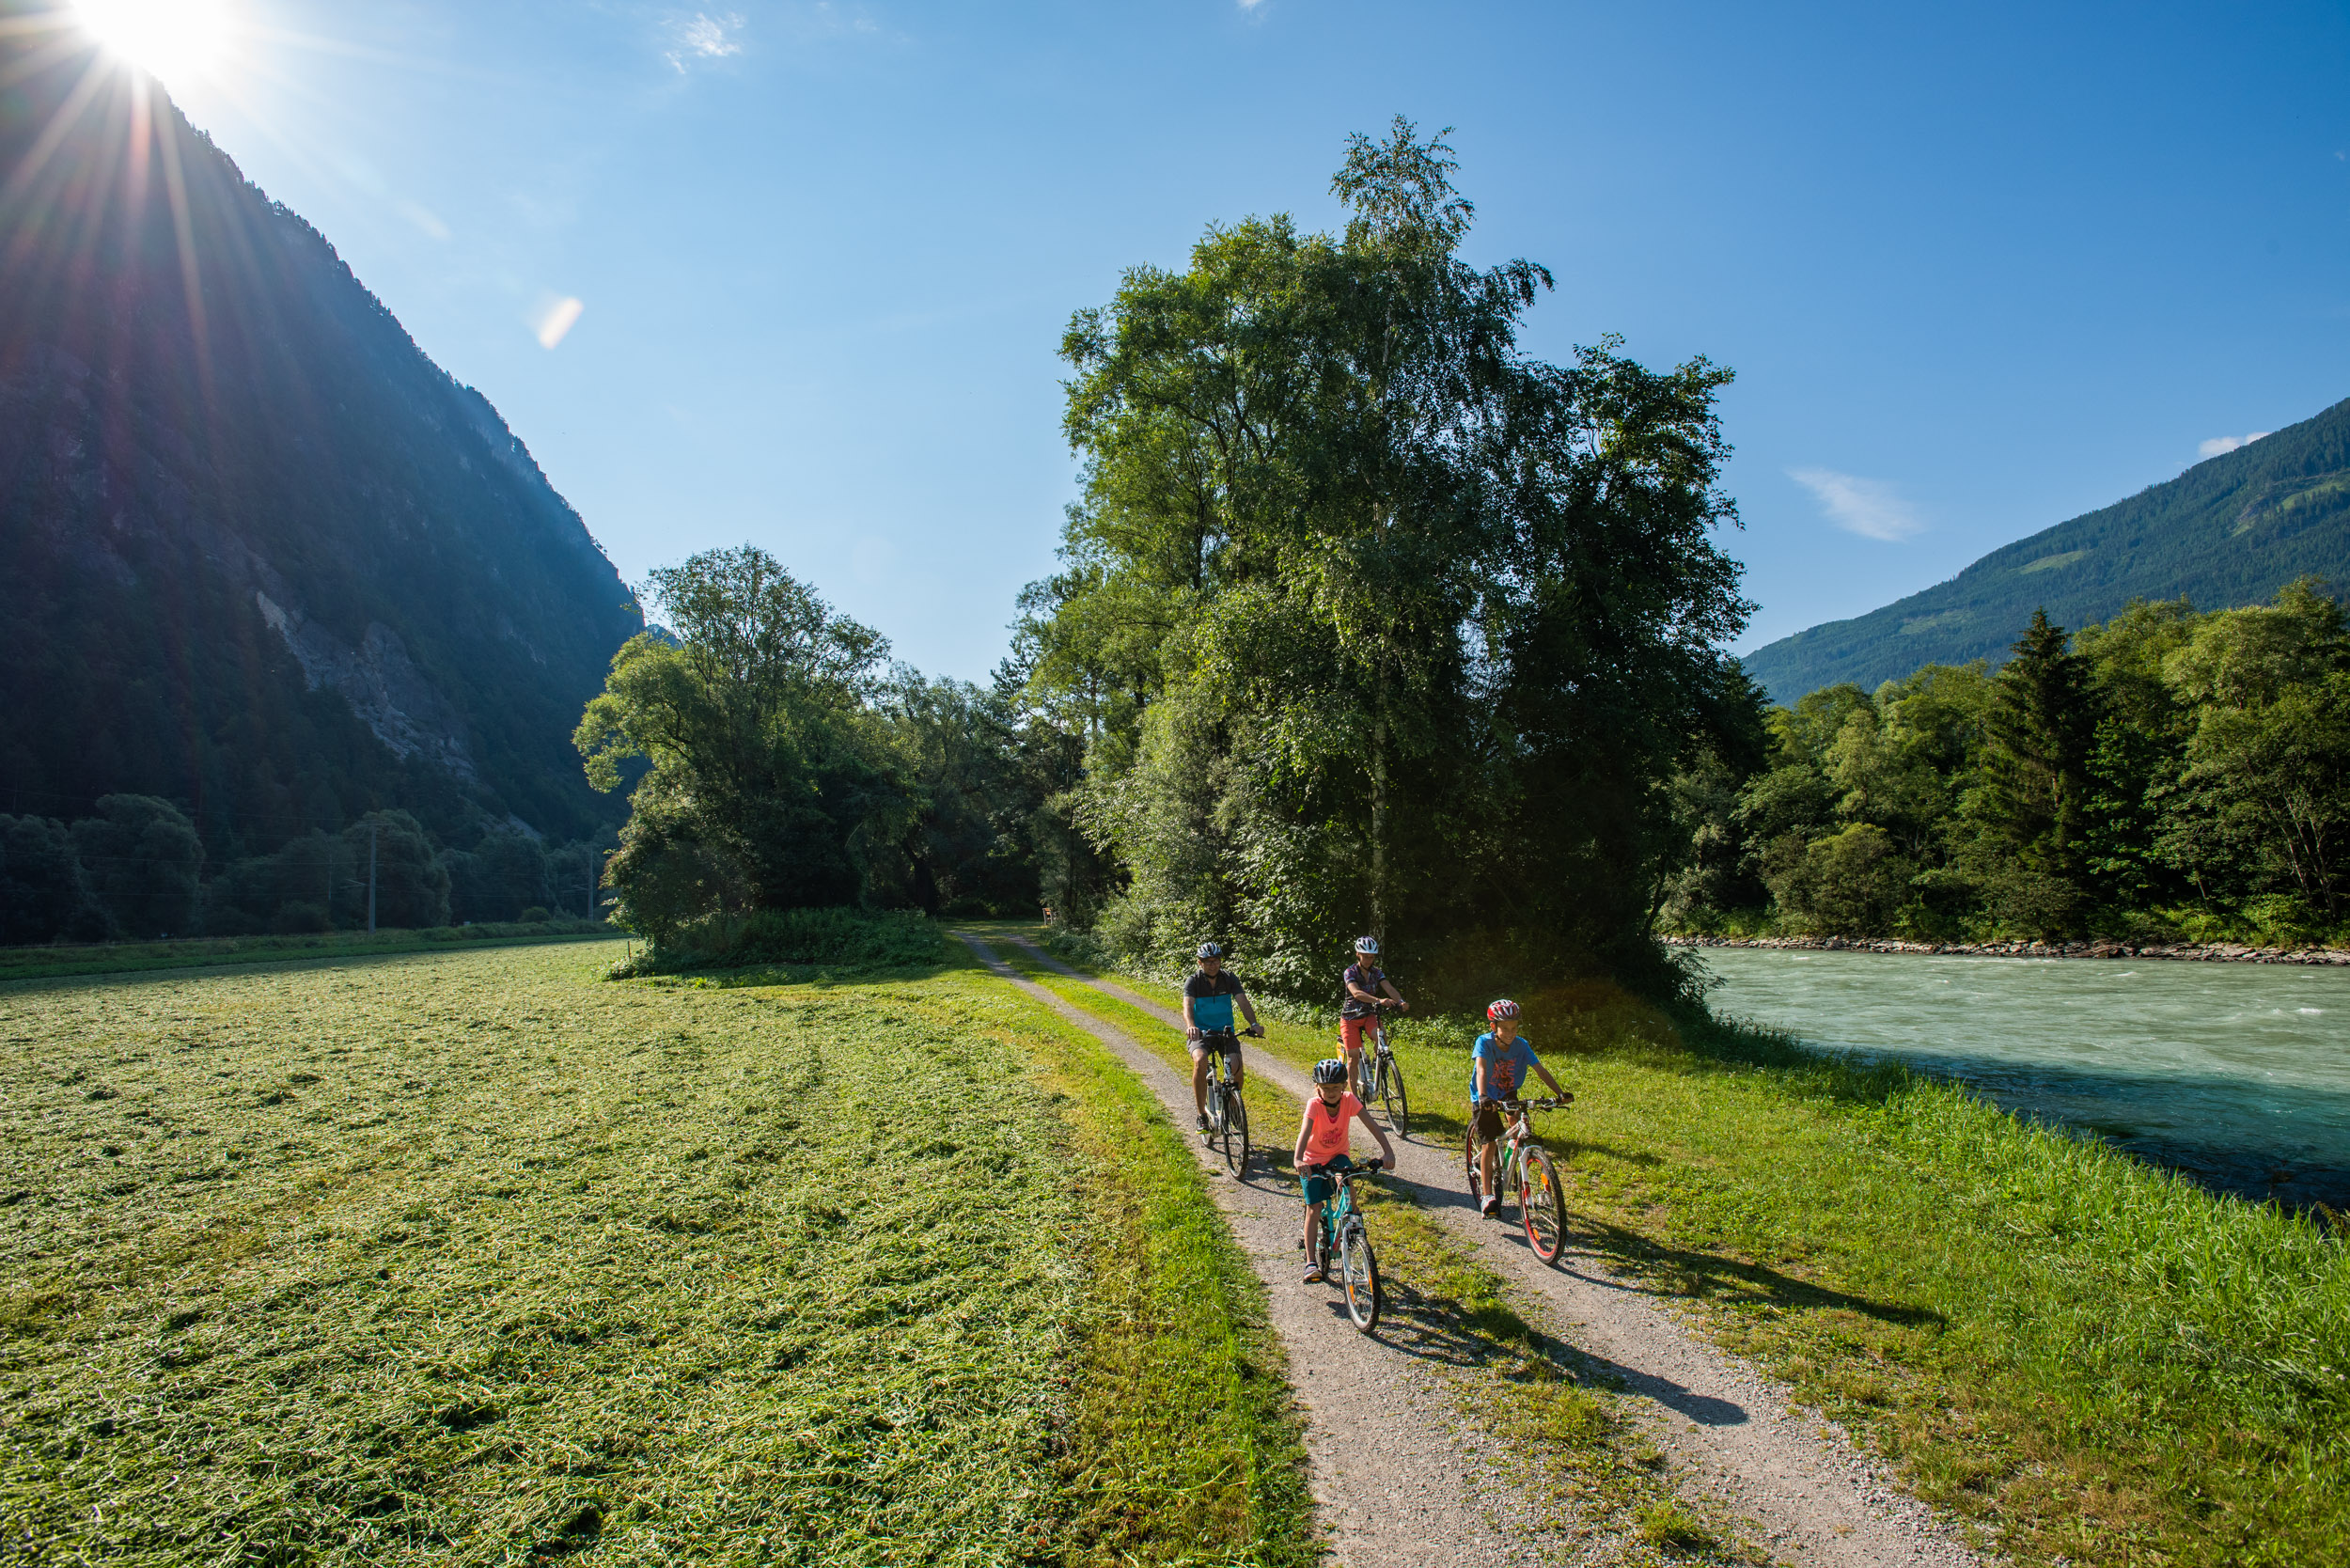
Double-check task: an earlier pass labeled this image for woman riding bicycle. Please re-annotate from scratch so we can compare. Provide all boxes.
[1339,935,1408,1095]
[1469,999,1568,1218]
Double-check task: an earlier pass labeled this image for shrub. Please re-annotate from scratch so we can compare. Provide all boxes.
[636,907,946,973]
[519,905,552,924]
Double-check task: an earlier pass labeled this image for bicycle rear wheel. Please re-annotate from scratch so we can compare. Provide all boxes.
[1224,1086,1250,1174]
[1520,1148,1569,1263]
[1376,1054,1409,1139]
[1338,1219,1381,1331]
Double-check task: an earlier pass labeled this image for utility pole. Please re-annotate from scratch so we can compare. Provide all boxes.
[367,822,378,934]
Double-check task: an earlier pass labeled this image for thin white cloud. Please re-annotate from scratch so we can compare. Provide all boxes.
[533,296,586,350]
[2198,431,2270,459]
[396,200,450,242]
[1788,467,1924,542]
[666,10,744,71]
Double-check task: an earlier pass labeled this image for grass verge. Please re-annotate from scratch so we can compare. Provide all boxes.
[1017,921,2350,1568]
[0,938,1309,1565]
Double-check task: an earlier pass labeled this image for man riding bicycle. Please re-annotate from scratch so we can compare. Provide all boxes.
[1339,935,1408,1095]
[1469,998,1569,1217]
[1184,942,1264,1133]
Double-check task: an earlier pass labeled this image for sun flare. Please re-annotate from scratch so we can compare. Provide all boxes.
[71,0,235,87]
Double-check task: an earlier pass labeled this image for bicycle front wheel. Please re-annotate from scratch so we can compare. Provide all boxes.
[1338,1219,1381,1332]
[1377,1055,1409,1139]
[1520,1148,1569,1263]
[1464,1122,1483,1207]
[1224,1087,1250,1175]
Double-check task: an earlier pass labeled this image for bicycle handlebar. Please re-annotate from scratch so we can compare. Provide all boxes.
[1490,1095,1573,1111]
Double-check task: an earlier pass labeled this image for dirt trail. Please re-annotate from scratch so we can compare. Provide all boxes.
[955,934,1567,1568]
[1000,936,1985,1568]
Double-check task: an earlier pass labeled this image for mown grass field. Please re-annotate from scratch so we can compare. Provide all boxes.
[0,941,1311,1566]
[1028,924,2350,1568]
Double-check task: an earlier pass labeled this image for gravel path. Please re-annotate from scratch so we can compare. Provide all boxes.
[955,934,1566,1568]
[999,935,1988,1568]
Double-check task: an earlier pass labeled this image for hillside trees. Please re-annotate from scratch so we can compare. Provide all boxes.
[1024,121,1755,994]
[1665,579,2350,943]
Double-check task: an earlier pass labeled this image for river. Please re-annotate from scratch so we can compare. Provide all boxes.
[1692,947,2350,1210]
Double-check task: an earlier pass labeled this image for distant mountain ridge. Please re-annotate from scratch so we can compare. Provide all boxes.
[0,9,642,851]
[1741,396,2350,701]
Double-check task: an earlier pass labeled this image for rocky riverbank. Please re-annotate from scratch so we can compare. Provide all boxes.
[1660,933,2350,966]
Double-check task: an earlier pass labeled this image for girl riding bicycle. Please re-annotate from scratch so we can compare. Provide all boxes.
[1338,935,1408,1095]
[1295,1057,1396,1282]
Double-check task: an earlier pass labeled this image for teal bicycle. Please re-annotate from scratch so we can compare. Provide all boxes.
[1303,1156,1384,1331]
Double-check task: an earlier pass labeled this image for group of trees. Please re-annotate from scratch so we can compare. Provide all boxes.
[1008,121,1753,996]
[573,546,1091,949]
[1665,580,2350,944]
[0,794,612,944]
[578,123,1758,998]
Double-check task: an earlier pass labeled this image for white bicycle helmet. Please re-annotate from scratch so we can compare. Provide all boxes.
[1196,942,1223,960]
[1354,935,1380,955]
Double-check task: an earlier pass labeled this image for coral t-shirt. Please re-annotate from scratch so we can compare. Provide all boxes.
[1301,1091,1363,1164]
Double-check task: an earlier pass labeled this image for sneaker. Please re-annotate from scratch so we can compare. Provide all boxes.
[1303,1264,1324,1284]
[1480,1196,1499,1218]
[1196,1113,1211,1132]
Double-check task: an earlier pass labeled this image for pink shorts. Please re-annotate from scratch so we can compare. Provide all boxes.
[1339,1016,1377,1052]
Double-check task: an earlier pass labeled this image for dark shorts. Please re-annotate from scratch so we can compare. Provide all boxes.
[1301,1154,1355,1205]
[1471,1100,1508,1145]
[1191,1030,1243,1060]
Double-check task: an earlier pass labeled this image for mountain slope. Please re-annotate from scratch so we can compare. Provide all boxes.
[1742,396,2350,701]
[0,12,641,850]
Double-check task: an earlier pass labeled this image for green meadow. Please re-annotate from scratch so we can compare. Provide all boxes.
[0,942,1311,1567]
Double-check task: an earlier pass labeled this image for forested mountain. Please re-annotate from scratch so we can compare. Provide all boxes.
[0,9,641,863]
[1743,396,2350,700]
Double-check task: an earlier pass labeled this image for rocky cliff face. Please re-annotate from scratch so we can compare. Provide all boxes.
[0,8,642,848]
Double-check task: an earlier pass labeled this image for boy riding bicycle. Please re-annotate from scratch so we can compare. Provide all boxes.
[1294,1057,1397,1282]
[1183,942,1263,1132]
[1469,999,1569,1218]
[1339,936,1408,1095]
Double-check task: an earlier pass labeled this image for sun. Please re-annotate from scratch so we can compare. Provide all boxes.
[72,0,236,87]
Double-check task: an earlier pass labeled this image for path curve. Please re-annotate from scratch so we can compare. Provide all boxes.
[1001,935,1987,1568]
[955,934,1566,1568]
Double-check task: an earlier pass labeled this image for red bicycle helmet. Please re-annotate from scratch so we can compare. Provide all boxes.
[1486,998,1521,1021]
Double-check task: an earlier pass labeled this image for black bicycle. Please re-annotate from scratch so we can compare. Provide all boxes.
[1359,1012,1409,1138]
[1199,1027,1253,1175]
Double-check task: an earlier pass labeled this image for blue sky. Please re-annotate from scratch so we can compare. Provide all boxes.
[129,0,2350,680]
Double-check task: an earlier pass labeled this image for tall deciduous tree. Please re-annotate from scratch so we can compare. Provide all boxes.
[1026,121,1754,995]
[576,546,900,938]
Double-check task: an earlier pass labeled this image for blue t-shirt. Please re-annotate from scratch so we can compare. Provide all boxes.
[1184,969,1245,1032]
[1469,1032,1540,1102]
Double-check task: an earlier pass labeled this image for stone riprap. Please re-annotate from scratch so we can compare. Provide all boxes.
[1660,933,2350,966]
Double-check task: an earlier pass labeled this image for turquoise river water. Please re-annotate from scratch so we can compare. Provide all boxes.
[1693,947,2350,1209]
